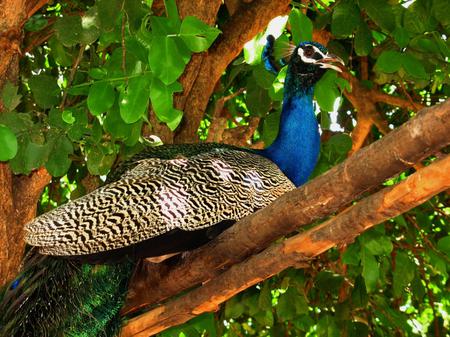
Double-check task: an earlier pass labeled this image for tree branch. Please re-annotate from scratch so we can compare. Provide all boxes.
[121,154,450,337]
[124,99,450,312]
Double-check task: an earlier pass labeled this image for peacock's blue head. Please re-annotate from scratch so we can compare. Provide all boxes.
[286,41,344,94]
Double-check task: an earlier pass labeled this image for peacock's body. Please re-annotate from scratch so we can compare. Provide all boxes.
[0,36,343,336]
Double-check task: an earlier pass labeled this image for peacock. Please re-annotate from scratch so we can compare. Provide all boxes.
[0,35,343,336]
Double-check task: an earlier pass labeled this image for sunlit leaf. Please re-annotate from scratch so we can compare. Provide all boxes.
[0,124,18,161]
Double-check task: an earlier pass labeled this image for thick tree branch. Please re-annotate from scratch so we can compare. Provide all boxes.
[124,99,450,312]
[121,154,450,337]
[174,0,291,143]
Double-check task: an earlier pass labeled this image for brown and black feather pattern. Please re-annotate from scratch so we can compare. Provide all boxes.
[25,144,294,259]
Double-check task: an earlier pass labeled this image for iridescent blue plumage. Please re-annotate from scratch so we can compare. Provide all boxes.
[259,35,340,186]
[261,91,320,186]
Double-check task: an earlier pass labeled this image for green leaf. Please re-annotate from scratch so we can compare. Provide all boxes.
[258,281,272,311]
[97,0,122,32]
[401,54,428,79]
[124,0,147,33]
[87,82,115,116]
[351,276,368,308]
[86,144,116,175]
[393,27,410,48]
[348,321,369,337]
[243,32,265,65]
[28,74,60,109]
[261,110,281,147]
[88,68,107,80]
[48,108,68,129]
[180,16,221,53]
[150,78,183,130]
[0,124,18,161]
[1,81,21,112]
[104,103,141,140]
[361,248,379,292]
[48,37,73,67]
[331,1,360,37]
[374,50,402,73]
[25,14,48,32]
[428,251,448,278]
[327,133,352,156]
[254,310,274,327]
[9,138,48,174]
[104,47,142,78]
[360,230,393,256]
[277,287,308,321]
[80,7,101,44]
[62,109,76,124]
[317,315,339,337]
[289,8,313,44]
[252,65,276,89]
[358,0,396,32]
[224,296,245,319]
[149,36,187,85]
[151,15,179,36]
[354,21,372,56]
[54,15,83,46]
[67,108,89,141]
[403,0,437,34]
[0,112,34,133]
[163,0,181,25]
[393,251,415,297]
[437,236,450,257]
[45,135,73,176]
[119,75,151,123]
[246,81,271,116]
[315,71,340,112]
[268,66,287,101]
[432,0,450,26]
[342,242,361,265]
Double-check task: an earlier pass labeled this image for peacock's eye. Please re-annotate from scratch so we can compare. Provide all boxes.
[303,45,315,58]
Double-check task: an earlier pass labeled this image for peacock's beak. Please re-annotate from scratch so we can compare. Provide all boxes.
[316,53,345,72]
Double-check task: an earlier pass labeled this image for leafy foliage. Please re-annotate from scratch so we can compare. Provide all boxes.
[0,0,449,336]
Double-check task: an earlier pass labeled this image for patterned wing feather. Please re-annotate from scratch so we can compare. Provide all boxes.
[25,147,294,256]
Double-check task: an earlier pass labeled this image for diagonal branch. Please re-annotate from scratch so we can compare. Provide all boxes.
[124,99,450,312]
[121,154,450,337]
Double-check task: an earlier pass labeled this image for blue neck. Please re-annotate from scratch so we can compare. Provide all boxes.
[259,87,320,187]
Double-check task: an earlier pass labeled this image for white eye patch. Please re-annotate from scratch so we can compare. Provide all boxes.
[297,45,326,63]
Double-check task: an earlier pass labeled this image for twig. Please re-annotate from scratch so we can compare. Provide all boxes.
[121,1,127,76]
[60,44,86,110]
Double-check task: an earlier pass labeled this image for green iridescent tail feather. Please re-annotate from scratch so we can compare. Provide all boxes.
[0,250,135,337]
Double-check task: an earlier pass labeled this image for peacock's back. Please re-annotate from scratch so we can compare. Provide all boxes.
[25,143,294,262]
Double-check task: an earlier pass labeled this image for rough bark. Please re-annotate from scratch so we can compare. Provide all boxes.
[0,0,50,285]
[120,154,450,337]
[174,0,291,143]
[124,99,450,312]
